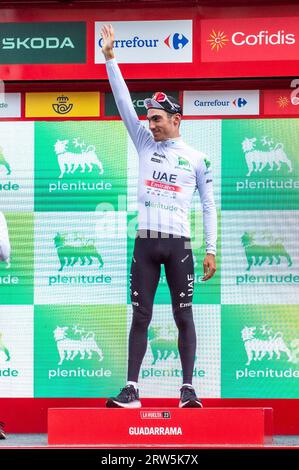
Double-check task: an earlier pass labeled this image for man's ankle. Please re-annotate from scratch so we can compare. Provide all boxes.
[126,381,138,390]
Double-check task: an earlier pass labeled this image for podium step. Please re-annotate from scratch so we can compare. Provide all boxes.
[48,407,273,446]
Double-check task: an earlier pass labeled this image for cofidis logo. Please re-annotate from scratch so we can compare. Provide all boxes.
[95,21,192,63]
[202,17,298,62]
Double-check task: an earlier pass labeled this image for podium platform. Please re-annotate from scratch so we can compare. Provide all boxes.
[48,407,273,446]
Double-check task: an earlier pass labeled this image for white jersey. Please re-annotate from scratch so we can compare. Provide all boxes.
[106,59,217,254]
[0,212,11,261]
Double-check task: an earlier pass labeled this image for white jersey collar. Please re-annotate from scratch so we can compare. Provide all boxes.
[160,136,184,148]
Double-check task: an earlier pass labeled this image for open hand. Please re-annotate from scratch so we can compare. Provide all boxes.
[101,24,115,60]
[202,254,216,281]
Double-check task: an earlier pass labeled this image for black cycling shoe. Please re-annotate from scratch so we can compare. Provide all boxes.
[179,386,203,408]
[106,385,141,408]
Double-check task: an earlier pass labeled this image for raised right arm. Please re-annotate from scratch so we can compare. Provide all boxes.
[101,24,152,153]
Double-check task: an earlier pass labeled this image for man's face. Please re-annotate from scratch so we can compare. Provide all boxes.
[147,109,180,142]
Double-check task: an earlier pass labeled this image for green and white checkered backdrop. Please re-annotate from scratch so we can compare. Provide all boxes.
[0,118,298,398]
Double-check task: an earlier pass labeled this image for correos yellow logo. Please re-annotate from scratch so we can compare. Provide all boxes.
[52,95,74,115]
[25,92,100,117]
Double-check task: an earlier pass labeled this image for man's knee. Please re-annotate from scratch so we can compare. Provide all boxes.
[173,305,193,329]
[131,305,152,329]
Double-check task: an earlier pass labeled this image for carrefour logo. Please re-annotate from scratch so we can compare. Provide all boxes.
[95,21,192,64]
[164,33,189,50]
[233,98,247,108]
[98,32,189,50]
[194,96,248,108]
[183,90,259,116]
[207,28,295,52]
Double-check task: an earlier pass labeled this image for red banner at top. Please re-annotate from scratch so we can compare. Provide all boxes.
[0,6,299,81]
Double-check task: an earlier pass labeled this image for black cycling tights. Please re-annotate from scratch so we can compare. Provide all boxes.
[128,230,196,384]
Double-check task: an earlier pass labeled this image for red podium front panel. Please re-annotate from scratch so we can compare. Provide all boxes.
[48,407,273,446]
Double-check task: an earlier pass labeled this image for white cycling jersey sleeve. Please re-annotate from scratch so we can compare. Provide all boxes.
[106,58,153,154]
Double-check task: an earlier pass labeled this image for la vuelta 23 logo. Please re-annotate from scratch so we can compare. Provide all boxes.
[290,79,299,105]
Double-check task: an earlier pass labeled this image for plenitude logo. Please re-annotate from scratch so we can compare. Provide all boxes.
[34,211,128,305]
[0,213,34,305]
[221,211,299,305]
[236,230,298,287]
[51,338,105,378]
[53,137,105,185]
[49,230,110,287]
[0,308,34,396]
[237,134,296,192]
[241,325,296,366]
[50,324,106,380]
[201,17,299,62]
[34,121,127,211]
[0,122,34,210]
[241,136,292,178]
[222,119,299,210]
[237,323,299,381]
[0,123,32,194]
[0,330,18,379]
[34,306,126,397]
[95,21,192,63]
[222,306,299,398]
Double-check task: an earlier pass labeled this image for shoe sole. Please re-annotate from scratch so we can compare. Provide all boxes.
[179,400,203,408]
[106,399,142,409]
